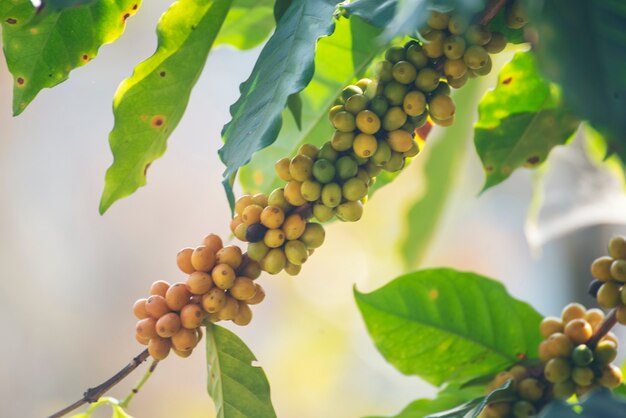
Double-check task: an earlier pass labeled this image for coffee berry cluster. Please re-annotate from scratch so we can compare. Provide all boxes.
[133,234,266,360]
[589,236,626,322]
[480,364,546,418]
[133,4,529,358]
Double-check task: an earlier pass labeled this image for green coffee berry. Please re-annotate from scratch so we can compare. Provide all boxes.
[385,45,405,63]
[383,81,408,106]
[369,96,389,117]
[345,94,369,114]
[313,203,334,222]
[336,201,364,222]
[609,235,626,259]
[443,35,466,60]
[300,223,325,249]
[261,248,286,274]
[415,68,441,92]
[335,156,359,180]
[429,94,456,120]
[301,180,322,202]
[382,107,408,131]
[591,256,613,281]
[485,32,507,54]
[597,281,621,309]
[342,178,368,201]
[571,367,594,387]
[552,380,576,399]
[465,24,492,46]
[383,151,405,172]
[312,159,336,184]
[392,61,418,84]
[318,142,338,162]
[405,44,428,69]
[426,10,449,30]
[422,30,445,58]
[289,154,313,182]
[375,60,394,82]
[594,341,618,365]
[448,14,468,35]
[464,45,490,70]
[321,183,342,208]
[284,240,308,266]
[371,141,392,166]
[332,111,356,132]
[571,344,593,366]
[610,259,626,281]
[505,0,528,29]
[402,90,426,117]
[341,85,363,101]
[544,358,571,383]
[331,131,355,152]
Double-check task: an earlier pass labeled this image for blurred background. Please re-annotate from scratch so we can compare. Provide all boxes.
[1,2,625,418]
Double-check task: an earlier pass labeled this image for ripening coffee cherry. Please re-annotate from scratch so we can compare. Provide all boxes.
[173,348,192,358]
[146,295,170,319]
[150,281,170,298]
[517,378,543,402]
[383,107,408,131]
[443,35,466,60]
[264,228,286,248]
[402,91,426,117]
[386,130,414,153]
[429,94,455,120]
[539,316,563,337]
[156,312,182,338]
[282,214,306,240]
[218,296,241,321]
[247,284,266,305]
[415,68,441,92]
[383,151,405,172]
[289,155,314,182]
[485,32,507,54]
[176,248,195,274]
[465,24,492,46]
[422,30,445,58]
[599,364,623,388]
[546,332,574,358]
[333,111,357,133]
[544,358,571,383]
[597,281,621,308]
[609,236,626,259]
[299,144,319,159]
[345,94,368,114]
[191,245,216,272]
[594,340,618,365]
[610,259,626,282]
[505,0,528,29]
[261,248,287,274]
[353,133,378,158]
[342,178,368,201]
[136,317,158,339]
[447,71,468,89]
[538,341,552,362]
[392,61,417,84]
[588,279,603,298]
[405,44,428,69]
[148,336,172,360]
[165,283,192,311]
[443,58,467,80]
[202,288,227,313]
[171,327,198,352]
[180,303,203,329]
[252,193,268,206]
[426,10,449,29]
[571,367,594,387]
[133,299,149,320]
[312,159,336,184]
[233,302,253,326]
[300,223,325,249]
[136,333,150,346]
[552,380,576,399]
[211,264,236,290]
[235,195,254,216]
[331,131,355,152]
[186,271,213,295]
[561,303,586,323]
[275,157,292,182]
[202,233,223,253]
[590,256,613,281]
[321,183,342,208]
[313,204,334,222]
[301,180,322,202]
[285,240,309,266]
[564,319,593,344]
[237,256,261,279]
[230,277,257,300]
[283,180,305,206]
[336,201,364,222]
[465,47,490,72]
[371,141,392,166]
[216,246,243,270]
[233,223,247,242]
[512,401,536,417]
[584,308,605,330]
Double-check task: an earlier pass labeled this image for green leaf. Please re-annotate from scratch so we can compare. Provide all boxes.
[218,0,341,205]
[399,80,479,268]
[339,0,396,29]
[1,0,140,116]
[355,268,543,386]
[36,0,99,17]
[99,0,232,214]
[425,380,514,418]
[528,0,626,163]
[69,397,133,418]
[474,51,580,190]
[214,0,274,50]
[286,92,303,130]
[238,16,384,195]
[206,323,277,418]
[273,0,292,23]
[0,0,35,23]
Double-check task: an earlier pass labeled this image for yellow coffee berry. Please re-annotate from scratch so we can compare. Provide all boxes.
[191,245,216,272]
[216,245,243,270]
[165,283,192,311]
[156,312,182,338]
[145,295,170,319]
[233,302,253,326]
[202,288,227,313]
[133,298,149,320]
[180,303,204,329]
[176,248,195,274]
[148,336,172,360]
[260,206,285,229]
[230,277,257,300]
[247,284,266,305]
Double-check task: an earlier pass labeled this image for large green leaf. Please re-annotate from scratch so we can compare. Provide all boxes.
[218,0,341,206]
[529,0,626,163]
[474,52,580,190]
[399,81,479,269]
[206,323,276,418]
[69,397,133,418]
[1,0,140,116]
[99,0,232,214]
[214,0,274,50]
[238,15,384,194]
[0,0,34,25]
[355,268,543,386]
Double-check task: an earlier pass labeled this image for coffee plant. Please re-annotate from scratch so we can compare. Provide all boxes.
[2,0,626,417]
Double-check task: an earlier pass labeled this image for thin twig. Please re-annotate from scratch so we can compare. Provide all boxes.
[47,349,150,418]
[119,360,159,408]
[587,308,618,350]
[479,0,508,26]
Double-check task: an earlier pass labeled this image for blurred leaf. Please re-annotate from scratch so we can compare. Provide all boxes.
[339,0,396,28]
[1,0,140,116]
[99,0,232,214]
[365,383,484,418]
[238,15,384,194]
[529,0,626,163]
[69,397,133,418]
[215,0,274,50]
[206,323,276,418]
[399,81,479,268]
[474,51,580,191]
[425,380,514,418]
[355,268,543,386]
[273,0,292,22]
[486,8,525,44]
[286,93,303,130]
[537,389,626,418]
[219,0,340,207]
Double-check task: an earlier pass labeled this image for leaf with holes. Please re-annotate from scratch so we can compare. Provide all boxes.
[355,268,543,386]
[474,51,580,190]
[529,0,626,163]
[2,0,140,116]
[214,0,274,50]
[99,0,232,214]
[238,16,384,195]
[218,0,341,208]
[206,323,276,418]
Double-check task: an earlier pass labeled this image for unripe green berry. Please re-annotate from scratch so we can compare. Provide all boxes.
[571,344,594,366]
[517,378,543,401]
[415,68,441,92]
[465,24,492,46]
[385,46,405,63]
[382,107,408,131]
[597,281,621,308]
[369,96,389,117]
[300,223,325,249]
[610,259,626,281]
[341,85,363,101]
[594,340,618,365]
[512,400,536,417]
[422,30,445,58]
[331,131,354,152]
[544,358,571,383]
[505,0,528,29]
[336,200,363,222]
[345,94,369,114]
[332,111,356,132]
[313,203,334,222]
[301,180,322,202]
[405,44,428,69]
[342,177,368,201]
[335,156,358,180]
[392,61,417,84]
[284,240,308,266]
[464,45,490,70]
[321,183,342,208]
[428,94,455,120]
[591,256,613,281]
[552,380,575,399]
[312,158,336,184]
[318,141,338,162]
[426,10,449,30]
[485,32,507,54]
[383,81,408,106]
[609,235,626,259]
[571,367,594,387]
[375,60,394,82]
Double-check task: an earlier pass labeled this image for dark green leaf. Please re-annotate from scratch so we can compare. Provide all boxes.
[538,389,626,418]
[286,93,302,130]
[425,380,514,418]
[36,0,99,17]
[355,268,543,386]
[218,0,341,205]
[340,0,396,29]
[399,80,479,268]
[273,0,291,23]
[2,0,140,115]
[237,15,383,195]
[99,0,232,214]
[474,52,580,190]
[206,323,277,418]
[529,0,626,163]
[215,0,274,50]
